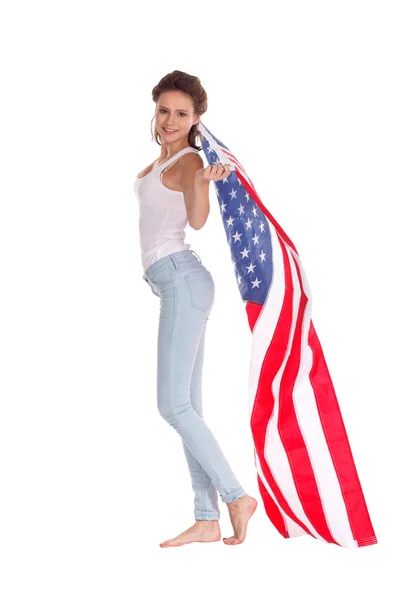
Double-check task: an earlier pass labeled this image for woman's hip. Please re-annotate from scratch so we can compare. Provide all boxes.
[144,250,215,315]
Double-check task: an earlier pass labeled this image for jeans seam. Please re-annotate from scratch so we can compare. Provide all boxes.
[192,374,210,518]
[169,282,177,418]
[169,407,239,503]
[190,321,213,519]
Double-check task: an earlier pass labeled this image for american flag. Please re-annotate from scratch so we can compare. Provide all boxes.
[197,121,377,549]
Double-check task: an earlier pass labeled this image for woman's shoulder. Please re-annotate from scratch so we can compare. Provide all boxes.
[179,149,203,168]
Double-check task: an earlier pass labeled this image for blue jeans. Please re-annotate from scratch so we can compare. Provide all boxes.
[143,249,246,520]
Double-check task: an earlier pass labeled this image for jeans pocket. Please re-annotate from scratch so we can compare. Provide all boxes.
[184,269,215,312]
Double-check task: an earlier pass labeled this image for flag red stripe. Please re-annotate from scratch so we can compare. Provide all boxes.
[307,321,378,546]
[246,236,320,540]
[256,471,289,538]
[248,301,318,540]
[279,243,338,544]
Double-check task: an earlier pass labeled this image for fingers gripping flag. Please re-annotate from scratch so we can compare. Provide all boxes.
[197,121,377,549]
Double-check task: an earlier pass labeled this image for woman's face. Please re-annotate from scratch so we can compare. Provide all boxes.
[155,90,199,144]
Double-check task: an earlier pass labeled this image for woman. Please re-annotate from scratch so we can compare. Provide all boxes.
[134,70,257,548]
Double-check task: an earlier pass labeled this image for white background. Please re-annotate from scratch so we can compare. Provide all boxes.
[1,1,396,598]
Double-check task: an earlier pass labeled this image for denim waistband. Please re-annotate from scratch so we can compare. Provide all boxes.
[142,249,202,282]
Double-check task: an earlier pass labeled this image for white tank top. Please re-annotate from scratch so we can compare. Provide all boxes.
[134,146,200,271]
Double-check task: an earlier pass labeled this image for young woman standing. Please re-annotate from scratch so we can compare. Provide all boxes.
[134,70,257,548]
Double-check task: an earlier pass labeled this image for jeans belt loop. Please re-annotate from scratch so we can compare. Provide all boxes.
[169,254,178,269]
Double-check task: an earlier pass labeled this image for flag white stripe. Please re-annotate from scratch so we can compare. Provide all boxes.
[249,222,327,540]
[287,246,357,548]
[254,448,308,538]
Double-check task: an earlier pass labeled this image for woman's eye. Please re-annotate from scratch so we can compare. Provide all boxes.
[159,109,186,116]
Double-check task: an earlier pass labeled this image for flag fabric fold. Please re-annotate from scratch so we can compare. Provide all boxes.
[197,121,377,549]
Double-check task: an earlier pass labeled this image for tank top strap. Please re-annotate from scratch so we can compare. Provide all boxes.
[154,147,199,173]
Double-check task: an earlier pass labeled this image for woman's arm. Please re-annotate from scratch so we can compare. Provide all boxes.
[180,153,231,230]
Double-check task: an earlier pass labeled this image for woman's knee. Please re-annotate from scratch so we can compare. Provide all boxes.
[157,394,192,423]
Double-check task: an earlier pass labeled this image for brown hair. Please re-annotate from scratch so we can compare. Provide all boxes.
[151,70,208,151]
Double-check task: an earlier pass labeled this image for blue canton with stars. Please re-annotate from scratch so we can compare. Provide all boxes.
[199,133,273,306]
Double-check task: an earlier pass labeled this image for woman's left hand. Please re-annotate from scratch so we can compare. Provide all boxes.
[195,163,232,183]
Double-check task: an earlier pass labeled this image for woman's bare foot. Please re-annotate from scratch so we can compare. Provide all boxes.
[223,494,257,545]
[159,520,221,548]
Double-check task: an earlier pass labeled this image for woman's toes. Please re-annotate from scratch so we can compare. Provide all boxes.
[223,535,241,545]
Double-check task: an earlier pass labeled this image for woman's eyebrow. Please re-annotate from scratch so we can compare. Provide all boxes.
[159,106,189,112]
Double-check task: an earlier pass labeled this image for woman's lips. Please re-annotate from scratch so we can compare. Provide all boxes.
[163,127,177,134]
